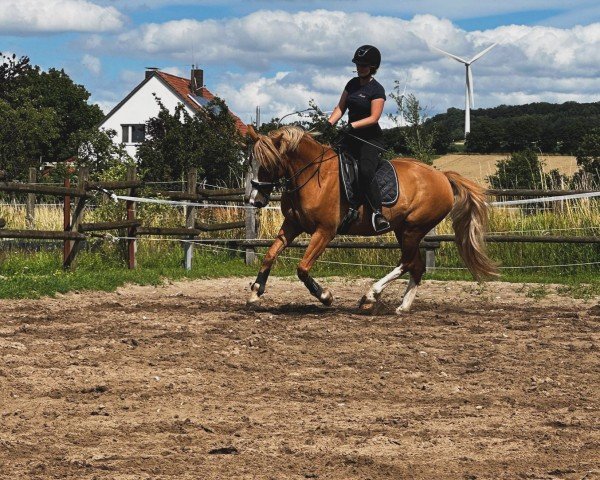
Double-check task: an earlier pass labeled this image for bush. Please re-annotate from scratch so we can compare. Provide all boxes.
[487,149,567,189]
[574,128,600,188]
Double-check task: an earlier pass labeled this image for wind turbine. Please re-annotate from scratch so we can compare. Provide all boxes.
[432,43,497,138]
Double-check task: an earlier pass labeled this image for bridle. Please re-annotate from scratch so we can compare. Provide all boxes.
[250,140,338,198]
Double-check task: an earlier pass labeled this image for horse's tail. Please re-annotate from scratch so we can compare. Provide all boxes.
[444,171,499,280]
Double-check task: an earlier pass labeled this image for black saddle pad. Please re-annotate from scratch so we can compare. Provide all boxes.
[339,151,399,207]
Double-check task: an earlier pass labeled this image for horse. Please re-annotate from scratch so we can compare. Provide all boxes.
[245,125,498,313]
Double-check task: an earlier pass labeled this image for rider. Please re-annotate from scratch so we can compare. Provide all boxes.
[327,44,390,232]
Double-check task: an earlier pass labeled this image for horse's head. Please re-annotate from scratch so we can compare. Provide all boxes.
[246,125,307,208]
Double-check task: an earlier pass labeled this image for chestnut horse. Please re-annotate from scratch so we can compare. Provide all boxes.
[246,125,497,313]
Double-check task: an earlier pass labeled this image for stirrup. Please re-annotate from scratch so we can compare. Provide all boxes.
[372,210,390,232]
[337,207,359,234]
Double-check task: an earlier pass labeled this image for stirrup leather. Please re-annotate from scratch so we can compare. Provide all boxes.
[337,207,359,234]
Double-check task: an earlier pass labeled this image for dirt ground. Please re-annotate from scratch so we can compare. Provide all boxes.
[0,277,598,480]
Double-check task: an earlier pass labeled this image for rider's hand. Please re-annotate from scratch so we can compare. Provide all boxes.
[340,123,355,135]
[323,121,337,136]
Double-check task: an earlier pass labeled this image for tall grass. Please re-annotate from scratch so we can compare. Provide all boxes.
[0,195,598,299]
[1,195,597,275]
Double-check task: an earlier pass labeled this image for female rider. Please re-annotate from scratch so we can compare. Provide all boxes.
[327,44,389,232]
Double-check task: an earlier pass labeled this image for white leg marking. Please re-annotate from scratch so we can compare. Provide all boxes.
[247,283,261,304]
[396,275,418,313]
[364,265,404,303]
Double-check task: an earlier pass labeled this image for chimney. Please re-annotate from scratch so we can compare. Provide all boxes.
[145,67,160,80]
[191,67,204,95]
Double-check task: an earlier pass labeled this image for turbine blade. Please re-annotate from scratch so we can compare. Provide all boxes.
[467,66,474,108]
[431,45,468,64]
[470,43,498,63]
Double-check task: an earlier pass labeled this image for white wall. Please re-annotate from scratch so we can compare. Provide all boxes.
[99,75,195,159]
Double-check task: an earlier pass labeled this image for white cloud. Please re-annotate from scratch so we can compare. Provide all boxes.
[82,54,101,74]
[95,11,458,68]
[87,10,600,124]
[0,0,125,35]
[162,66,185,77]
[94,0,600,25]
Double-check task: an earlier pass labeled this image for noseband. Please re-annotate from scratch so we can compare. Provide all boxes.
[251,144,336,197]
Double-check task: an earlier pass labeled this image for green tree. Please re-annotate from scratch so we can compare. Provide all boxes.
[137,95,244,184]
[300,99,345,145]
[257,99,347,144]
[68,128,133,179]
[487,149,560,189]
[504,116,541,151]
[395,93,435,164]
[0,52,104,179]
[0,95,60,180]
[17,67,104,161]
[0,52,32,94]
[465,117,505,153]
[574,128,600,188]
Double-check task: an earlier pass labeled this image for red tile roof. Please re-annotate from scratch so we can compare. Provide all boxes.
[156,71,248,136]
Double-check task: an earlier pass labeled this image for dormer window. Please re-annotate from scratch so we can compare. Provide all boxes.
[121,124,145,144]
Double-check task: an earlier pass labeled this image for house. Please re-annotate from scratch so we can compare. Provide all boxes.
[99,68,248,159]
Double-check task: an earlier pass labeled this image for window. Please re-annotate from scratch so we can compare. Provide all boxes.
[132,124,145,143]
[121,124,146,144]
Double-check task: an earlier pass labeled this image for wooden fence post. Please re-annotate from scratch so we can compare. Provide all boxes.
[126,166,137,269]
[63,175,71,267]
[63,167,88,269]
[244,159,258,265]
[26,167,36,229]
[425,227,437,271]
[183,168,197,270]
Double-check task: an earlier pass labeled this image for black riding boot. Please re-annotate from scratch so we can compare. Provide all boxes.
[366,180,390,232]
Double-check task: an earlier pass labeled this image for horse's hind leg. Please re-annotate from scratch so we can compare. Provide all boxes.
[359,263,406,312]
[297,229,335,306]
[247,219,301,304]
[395,228,427,313]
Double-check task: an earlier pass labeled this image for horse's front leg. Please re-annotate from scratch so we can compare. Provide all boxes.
[247,219,301,304]
[297,228,335,306]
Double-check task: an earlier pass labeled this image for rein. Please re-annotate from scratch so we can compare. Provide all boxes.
[252,137,338,196]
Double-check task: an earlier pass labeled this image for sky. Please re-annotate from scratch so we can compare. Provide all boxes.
[2,0,600,127]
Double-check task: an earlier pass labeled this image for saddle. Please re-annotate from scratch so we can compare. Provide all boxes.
[337,149,399,233]
[338,150,399,207]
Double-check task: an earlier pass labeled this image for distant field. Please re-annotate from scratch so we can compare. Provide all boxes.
[433,154,578,185]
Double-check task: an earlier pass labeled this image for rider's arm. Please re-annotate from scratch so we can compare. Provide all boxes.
[349,98,385,129]
[328,90,348,125]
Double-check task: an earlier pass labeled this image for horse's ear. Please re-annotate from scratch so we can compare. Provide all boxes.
[247,125,260,142]
[269,131,284,149]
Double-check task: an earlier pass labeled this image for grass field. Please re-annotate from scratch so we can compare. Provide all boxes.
[433,154,578,185]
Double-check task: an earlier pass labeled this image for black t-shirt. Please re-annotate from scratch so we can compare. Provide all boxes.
[344,77,386,138]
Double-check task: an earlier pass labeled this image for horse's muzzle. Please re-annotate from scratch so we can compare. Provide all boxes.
[249,188,269,208]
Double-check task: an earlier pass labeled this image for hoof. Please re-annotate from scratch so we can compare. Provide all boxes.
[358,292,379,311]
[246,284,262,305]
[359,300,376,312]
[319,289,333,306]
[395,305,410,314]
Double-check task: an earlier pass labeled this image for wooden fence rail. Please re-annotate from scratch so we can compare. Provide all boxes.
[0,167,597,271]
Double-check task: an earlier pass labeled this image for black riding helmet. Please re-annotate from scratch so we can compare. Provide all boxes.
[352,45,381,69]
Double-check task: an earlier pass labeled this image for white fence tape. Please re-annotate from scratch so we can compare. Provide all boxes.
[491,191,600,206]
[109,191,600,210]
[110,194,280,210]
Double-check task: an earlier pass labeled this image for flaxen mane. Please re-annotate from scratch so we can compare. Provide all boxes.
[253,126,311,171]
